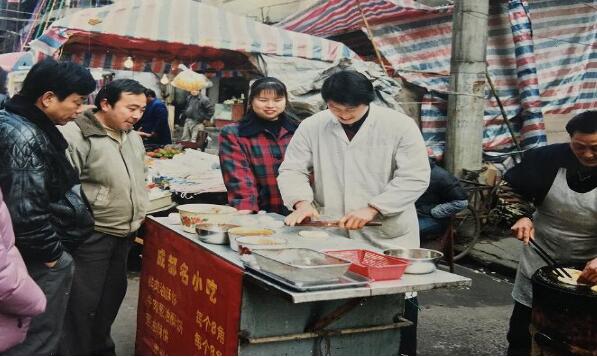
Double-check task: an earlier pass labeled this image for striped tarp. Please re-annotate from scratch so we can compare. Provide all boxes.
[276,0,447,38]
[29,0,358,65]
[279,0,596,155]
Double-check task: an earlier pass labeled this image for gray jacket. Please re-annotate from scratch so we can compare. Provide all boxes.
[59,110,148,237]
[184,94,214,121]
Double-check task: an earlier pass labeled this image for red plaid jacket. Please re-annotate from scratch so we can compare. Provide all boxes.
[218,113,298,215]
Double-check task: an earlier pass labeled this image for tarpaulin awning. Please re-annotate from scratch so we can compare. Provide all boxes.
[276,0,449,38]
[278,0,596,156]
[29,0,358,68]
[0,51,34,72]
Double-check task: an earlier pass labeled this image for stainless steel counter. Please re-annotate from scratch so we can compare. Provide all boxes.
[148,216,471,304]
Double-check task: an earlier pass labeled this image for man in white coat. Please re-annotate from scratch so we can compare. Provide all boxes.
[278,70,430,250]
[278,70,430,355]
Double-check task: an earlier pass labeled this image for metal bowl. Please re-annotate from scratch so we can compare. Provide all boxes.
[383,248,443,274]
[195,223,239,245]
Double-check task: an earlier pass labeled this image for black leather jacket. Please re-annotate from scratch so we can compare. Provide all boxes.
[0,96,94,263]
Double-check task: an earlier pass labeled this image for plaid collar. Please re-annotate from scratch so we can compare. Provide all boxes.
[238,111,298,138]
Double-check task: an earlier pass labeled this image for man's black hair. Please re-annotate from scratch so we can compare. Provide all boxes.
[565,111,597,135]
[144,88,157,98]
[94,79,146,109]
[321,70,374,106]
[19,58,96,102]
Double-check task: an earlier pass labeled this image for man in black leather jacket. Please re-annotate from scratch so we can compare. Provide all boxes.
[0,59,96,355]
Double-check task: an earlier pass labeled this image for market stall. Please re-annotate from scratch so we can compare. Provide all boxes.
[136,213,471,355]
[28,0,360,124]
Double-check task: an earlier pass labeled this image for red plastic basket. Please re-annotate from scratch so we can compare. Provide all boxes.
[325,249,409,281]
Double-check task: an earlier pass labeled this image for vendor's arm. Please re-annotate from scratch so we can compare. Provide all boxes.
[578,257,597,285]
[368,119,430,216]
[277,123,315,212]
[218,126,260,212]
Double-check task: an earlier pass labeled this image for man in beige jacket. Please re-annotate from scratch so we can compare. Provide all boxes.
[58,79,148,355]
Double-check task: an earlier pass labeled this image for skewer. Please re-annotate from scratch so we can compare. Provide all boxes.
[528,239,572,278]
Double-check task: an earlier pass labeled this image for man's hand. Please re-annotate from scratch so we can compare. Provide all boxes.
[339,206,379,230]
[578,257,597,285]
[511,217,534,244]
[136,130,152,138]
[284,201,319,226]
[44,260,57,268]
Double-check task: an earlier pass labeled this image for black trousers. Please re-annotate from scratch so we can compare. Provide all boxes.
[506,301,532,356]
[399,297,418,356]
[60,231,133,355]
[3,252,75,355]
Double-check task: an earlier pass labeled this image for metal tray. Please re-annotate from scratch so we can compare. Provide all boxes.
[245,265,370,292]
[250,248,351,283]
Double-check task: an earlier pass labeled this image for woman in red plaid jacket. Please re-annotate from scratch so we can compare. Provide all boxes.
[218,77,298,215]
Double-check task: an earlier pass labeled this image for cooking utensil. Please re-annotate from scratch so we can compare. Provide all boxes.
[531,266,597,355]
[383,248,444,274]
[235,236,287,252]
[249,248,351,283]
[228,227,275,252]
[195,223,239,245]
[295,220,382,227]
[244,265,370,292]
[177,204,237,233]
[529,239,572,278]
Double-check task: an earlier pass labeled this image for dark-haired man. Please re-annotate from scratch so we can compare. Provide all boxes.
[279,70,430,249]
[59,79,149,355]
[134,88,172,147]
[505,110,597,355]
[0,59,96,355]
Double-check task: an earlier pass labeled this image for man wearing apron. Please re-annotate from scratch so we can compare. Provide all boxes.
[504,111,597,355]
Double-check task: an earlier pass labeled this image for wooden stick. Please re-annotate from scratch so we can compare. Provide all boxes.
[355,0,389,76]
[485,71,523,153]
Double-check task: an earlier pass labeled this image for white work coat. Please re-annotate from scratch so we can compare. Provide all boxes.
[277,104,430,250]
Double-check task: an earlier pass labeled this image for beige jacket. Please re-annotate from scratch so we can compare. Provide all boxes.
[59,110,148,237]
[278,104,430,250]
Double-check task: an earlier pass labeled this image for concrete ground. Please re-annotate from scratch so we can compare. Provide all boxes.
[112,262,515,356]
[418,264,514,356]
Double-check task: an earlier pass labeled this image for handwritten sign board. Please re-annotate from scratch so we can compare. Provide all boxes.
[136,219,243,355]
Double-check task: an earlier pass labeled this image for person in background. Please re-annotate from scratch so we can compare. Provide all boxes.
[416,149,468,237]
[180,89,214,141]
[0,59,96,355]
[59,79,149,355]
[219,77,298,214]
[504,111,597,355]
[134,88,172,147]
[0,189,47,353]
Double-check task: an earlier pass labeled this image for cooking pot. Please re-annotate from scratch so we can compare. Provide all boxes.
[531,266,597,355]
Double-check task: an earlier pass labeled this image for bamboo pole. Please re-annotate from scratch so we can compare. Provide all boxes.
[485,71,522,153]
[355,0,389,76]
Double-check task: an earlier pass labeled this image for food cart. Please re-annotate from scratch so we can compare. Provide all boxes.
[135,215,471,355]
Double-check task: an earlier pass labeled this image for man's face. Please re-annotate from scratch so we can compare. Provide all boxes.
[570,132,597,167]
[44,92,87,125]
[327,100,369,125]
[100,92,146,131]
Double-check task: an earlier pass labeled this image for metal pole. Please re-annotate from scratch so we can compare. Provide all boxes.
[355,0,389,76]
[445,0,490,177]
